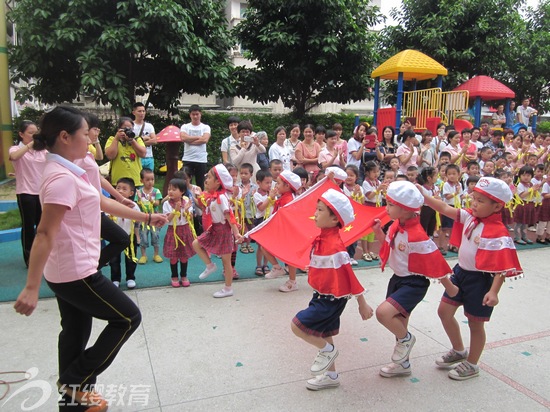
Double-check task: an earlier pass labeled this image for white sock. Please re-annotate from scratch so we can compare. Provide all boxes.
[398,332,411,343]
[455,348,467,356]
[401,360,410,368]
[321,343,334,353]
[207,263,216,269]
[326,371,338,379]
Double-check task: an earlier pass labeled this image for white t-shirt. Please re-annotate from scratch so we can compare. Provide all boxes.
[268,143,291,171]
[112,204,141,234]
[387,230,415,277]
[516,106,536,125]
[221,135,239,163]
[163,199,191,226]
[180,122,211,163]
[362,179,382,205]
[347,137,362,168]
[208,193,231,223]
[442,182,462,205]
[253,191,273,219]
[133,122,155,158]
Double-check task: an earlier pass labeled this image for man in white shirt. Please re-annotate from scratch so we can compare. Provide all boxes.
[516,98,538,126]
[132,102,157,171]
[180,105,211,189]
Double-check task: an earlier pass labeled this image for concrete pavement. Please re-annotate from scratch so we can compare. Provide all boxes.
[1,248,549,411]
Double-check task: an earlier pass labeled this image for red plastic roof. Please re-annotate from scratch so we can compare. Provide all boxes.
[453,75,515,100]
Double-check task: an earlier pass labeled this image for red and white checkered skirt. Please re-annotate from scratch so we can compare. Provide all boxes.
[197,222,235,255]
[513,202,537,225]
[163,225,196,260]
[537,198,550,222]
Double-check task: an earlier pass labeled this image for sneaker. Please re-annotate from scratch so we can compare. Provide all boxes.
[350,258,359,266]
[528,226,537,232]
[306,373,340,390]
[379,362,412,378]
[310,347,339,375]
[213,288,234,298]
[199,263,218,280]
[448,361,479,381]
[181,279,191,287]
[112,281,120,288]
[435,349,468,367]
[279,280,298,293]
[127,280,136,289]
[153,255,163,263]
[264,266,286,279]
[391,333,416,363]
[137,256,147,264]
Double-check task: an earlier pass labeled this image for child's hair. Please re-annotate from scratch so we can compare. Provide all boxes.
[256,169,272,182]
[517,165,534,177]
[224,163,238,174]
[140,168,154,179]
[345,164,359,179]
[445,164,461,175]
[174,167,190,181]
[237,120,253,133]
[116,177,136,194]
[466,161,479,171]
[168,178,187,193]
[364,161,379,174]
[479,146,493,157]
[439,151,451,162]
[395,174,408,181]
[466,176,480,186]
[492,130,503,138]
[535,164,545,172]
[269,159,283,168]
[419,166,436,185]
[240,163,254,174]
[406,165,418,172]
[494,168,506,179]
[314,169,326,184]
[292,167,308,181]
[527,153,538,161]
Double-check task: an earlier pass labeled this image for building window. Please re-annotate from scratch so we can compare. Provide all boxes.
[239,3,248,19]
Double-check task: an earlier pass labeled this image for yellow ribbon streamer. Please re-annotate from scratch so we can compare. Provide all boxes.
[171,211,186,250]
[263,197,276,220]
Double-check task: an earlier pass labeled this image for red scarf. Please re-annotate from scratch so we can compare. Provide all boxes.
[274,191,294,212]
[450,209,523,277]
[379,217,452,279]
[308,227,365,298]
[202,190,237,229]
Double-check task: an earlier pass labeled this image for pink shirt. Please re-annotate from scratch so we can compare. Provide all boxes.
[9,144,47,195]
[41,154,101,283]
[74,152,102,193]
[396,145,418,175]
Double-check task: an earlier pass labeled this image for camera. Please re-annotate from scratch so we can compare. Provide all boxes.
[123,127,135,140]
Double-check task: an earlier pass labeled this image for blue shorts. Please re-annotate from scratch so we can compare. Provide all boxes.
[139,225,160,247]
[293,293,349,338]
[386,274,430,317]
[441,214,454,229]
[442,264,495,322]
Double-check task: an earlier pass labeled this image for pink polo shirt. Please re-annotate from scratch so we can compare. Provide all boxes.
[9,144,47,195]
[74,152,102,193]
[41,154,101,283]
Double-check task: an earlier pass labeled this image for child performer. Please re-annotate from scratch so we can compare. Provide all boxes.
[163,178,196,288]
[361,161,386,262]
[263,170,302,292]
[193,164,242,298]
[137,168,163,264]
[239,163,258,254]
[373,181,456,378]
[535,171,550,243]
[514,166,540,244]
[420,177,522,380]
[441,164,463,252]
[253,170,276,275]
[292,189,374,390]
[342,165,363,265]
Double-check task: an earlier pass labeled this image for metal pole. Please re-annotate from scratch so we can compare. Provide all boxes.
[0,1,14,179]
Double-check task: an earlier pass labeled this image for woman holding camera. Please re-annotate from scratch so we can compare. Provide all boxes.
[104,117,146,187]
[229,120,266,181]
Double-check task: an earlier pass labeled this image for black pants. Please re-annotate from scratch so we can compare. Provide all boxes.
[184,161,207,190]
[16,193,42,266]
[47,271,141,389]
[98,213,130,269]
[420,205,437,237]
[109,234,137,282]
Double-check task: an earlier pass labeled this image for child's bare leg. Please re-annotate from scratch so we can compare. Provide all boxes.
[256,247,264,266]
[325,336,336,372]
[467,320,486,364]
[440,277,459,297]
[140,246,147,258]
[262,247,282,268]
[376,302,408,339]
[291,322,329,349]
[221,254,233,288]
[193,239,212,265]
[153,245,160,256]
[361,239,369,254]
[437,301,464,351]
[288,266,297,282]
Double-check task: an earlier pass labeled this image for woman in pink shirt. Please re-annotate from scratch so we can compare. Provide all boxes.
[14,106,167,411]
[9,120,46,266]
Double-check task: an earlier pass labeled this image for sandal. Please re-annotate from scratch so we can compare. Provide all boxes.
[262,265,270,274]
[255,266,264,276]
[536,238,547,244]
[514,238,526,245]
[369,252,379,260]
[524,238,533,245]
[240,244,249,254]
[248,245,255,253]
[448,246,459,253]
[362,253,372,262]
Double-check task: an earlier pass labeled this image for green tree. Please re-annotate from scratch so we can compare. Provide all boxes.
[379,0,524,90]
[9,0,234,113]
[233,0,382,119]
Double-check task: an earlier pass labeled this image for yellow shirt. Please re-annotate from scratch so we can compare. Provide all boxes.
[105,136,145,186]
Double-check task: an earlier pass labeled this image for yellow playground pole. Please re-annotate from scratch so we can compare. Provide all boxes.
[0,1,14,180]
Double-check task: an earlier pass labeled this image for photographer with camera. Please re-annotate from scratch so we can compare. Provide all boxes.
[105,117,147,187]
[229,120,266,182]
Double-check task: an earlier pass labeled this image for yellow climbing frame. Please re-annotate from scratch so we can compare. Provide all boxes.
[403,88,469,130]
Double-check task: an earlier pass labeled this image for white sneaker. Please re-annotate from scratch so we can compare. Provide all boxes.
[350,259,359,266]
[112,281,120,288]
[306,373,340,390]
[379,362,412,378]
[448,361,479,380]
[528,226,537,232]
[435,349,468,367]
[213,288,233,298]
[126,280,136,289]
[199,263,218,280]
[310,347,339,375]
[264,266,286,279]
[391,333,416,363]
[279,280,298,293]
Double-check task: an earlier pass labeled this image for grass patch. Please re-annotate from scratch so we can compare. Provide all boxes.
[0,209,21,230]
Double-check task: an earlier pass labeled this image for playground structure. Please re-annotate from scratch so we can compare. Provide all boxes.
[371,49,472,135]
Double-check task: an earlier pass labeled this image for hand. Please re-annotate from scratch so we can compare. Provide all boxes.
[120,198,136,208]
[232,186,240,197]
[372,218,382,232]
[150,213,169,228]
[14,287,40,316]
[234,233,243,243]
[358,301,374,320]
[482,291,499,307]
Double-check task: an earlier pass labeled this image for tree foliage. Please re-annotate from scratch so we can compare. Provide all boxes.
[233,0,382,118]
[9,0,234,113]
[379,0,525,92]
